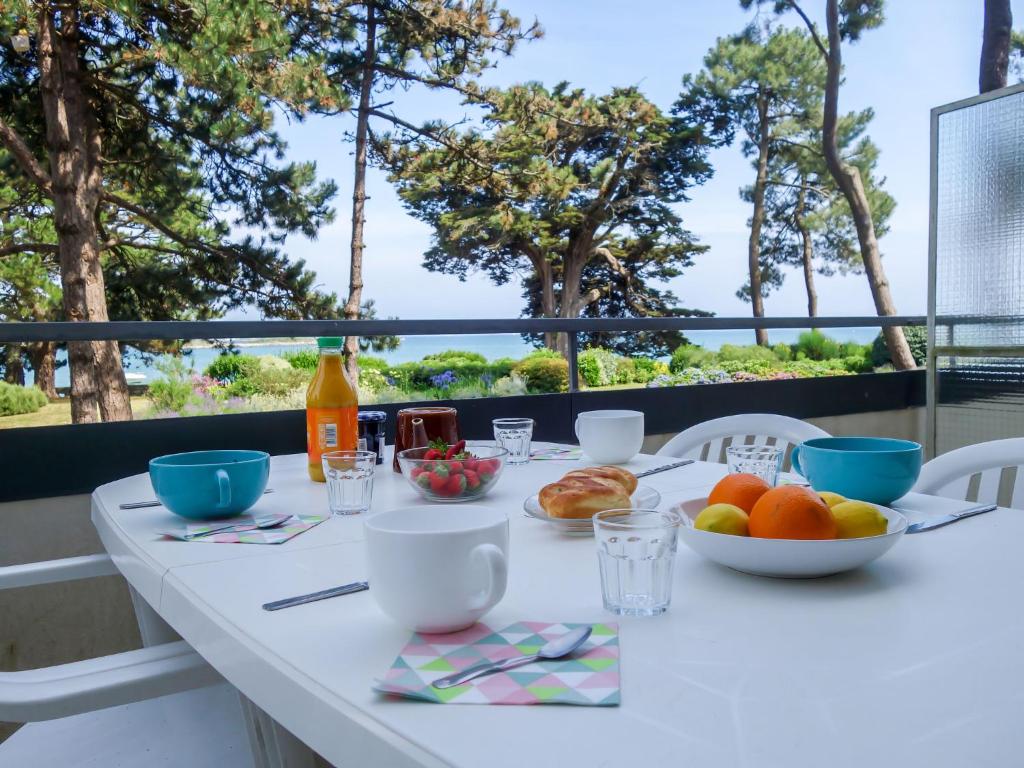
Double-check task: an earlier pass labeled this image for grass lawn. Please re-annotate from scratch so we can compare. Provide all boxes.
[0,396,153,429]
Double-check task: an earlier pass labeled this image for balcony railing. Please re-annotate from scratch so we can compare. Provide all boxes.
[0,315,928,502]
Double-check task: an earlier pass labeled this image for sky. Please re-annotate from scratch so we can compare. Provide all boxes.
[264,0,1019,322]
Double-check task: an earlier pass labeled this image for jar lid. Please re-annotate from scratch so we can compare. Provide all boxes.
[358,411,387,422]
[316,337,343,348]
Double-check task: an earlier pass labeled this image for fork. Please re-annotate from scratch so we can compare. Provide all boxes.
[182,514,292,541]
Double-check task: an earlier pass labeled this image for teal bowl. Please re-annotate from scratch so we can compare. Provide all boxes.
[149,450,270,520]
[791,437,922,505]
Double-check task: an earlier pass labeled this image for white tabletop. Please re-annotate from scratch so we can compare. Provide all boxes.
[92,449,1024,768]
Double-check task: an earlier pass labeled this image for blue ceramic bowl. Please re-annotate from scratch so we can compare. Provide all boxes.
[149,450,270,520]
[791,437,922,505]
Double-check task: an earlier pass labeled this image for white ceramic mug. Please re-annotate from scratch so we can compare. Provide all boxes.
[364,505,509,633]
[575,409,645,464]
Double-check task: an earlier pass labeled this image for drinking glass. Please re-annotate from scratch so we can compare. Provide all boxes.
[727,445,783,486]
[322,450,377,515]
[594,509,681,616]
[492,418,534,465]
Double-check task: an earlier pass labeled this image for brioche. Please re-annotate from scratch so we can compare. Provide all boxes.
[538,477,632,519]
[562,465,638,494]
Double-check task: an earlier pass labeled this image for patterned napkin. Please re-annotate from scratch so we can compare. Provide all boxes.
[530,447,582,461]
[373,621,620,705]
[159,514,328,544]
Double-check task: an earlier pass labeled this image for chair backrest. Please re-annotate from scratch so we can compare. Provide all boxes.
[655,414,830,471]
[913,438,1024,508]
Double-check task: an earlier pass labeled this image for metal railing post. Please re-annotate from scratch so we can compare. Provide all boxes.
[567,332,579,393]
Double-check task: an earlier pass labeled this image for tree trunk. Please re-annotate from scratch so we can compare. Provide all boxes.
[794,186,818,318]
[821,0,915,370]
[980,0,1013,93]
[28,342,58,399]
[747,90,770,347]
[528,250,559,350]
[4,346,26,385]
[38,2,132,422]
[343,1,378,384]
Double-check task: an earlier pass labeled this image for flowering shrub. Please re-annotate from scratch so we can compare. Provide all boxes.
[429,370,457,389]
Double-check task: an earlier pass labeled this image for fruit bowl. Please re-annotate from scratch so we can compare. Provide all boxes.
[397,442,507,503]
[673,496,908,578]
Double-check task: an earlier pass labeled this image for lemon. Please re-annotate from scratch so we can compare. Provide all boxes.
[831,501,888,539]
[694,503,750,536]
[817,491,847,509]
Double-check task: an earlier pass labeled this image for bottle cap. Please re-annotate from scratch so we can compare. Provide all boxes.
[316,337,343,348]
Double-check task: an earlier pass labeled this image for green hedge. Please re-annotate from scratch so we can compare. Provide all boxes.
[871,326,927,367]
[0,382,49,416]
[512,356,569,393]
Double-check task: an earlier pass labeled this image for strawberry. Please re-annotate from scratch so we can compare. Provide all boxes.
[445,440,466,460]
[447,460,464,475]
[423,448,443,460]
[431,463,450,479]
[416,473,432,489]
[428,472,448,495]
[477,458,498,475]
[410,466,423,480]
[445,474,467,496]
[463,468,481,490]
[463,456,479,472]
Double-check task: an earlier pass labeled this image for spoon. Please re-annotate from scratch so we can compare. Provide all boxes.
[431,625,593,689]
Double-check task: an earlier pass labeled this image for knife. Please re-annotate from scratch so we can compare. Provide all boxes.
[905,504,997,534]
[635,459,695,478]
[262,581,369,611]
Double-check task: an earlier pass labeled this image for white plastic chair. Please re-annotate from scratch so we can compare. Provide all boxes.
[913,438,1024,509]
[0,553,253,767]
[655,413,830,471]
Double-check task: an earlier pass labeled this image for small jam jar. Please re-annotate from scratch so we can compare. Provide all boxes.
[357,411,387,465]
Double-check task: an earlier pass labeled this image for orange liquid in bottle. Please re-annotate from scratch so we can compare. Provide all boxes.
[306,338,358,482]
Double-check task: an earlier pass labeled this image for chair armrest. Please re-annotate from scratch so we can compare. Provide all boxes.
[0,554,118,590]
[0,640,223,722]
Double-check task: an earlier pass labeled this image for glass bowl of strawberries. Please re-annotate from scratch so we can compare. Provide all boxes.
[396,440,508,502]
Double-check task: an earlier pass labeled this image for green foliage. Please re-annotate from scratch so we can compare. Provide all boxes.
[356,356,391,373]
[794,330,842,361]
[281,350,320,372]
[512,357,569,393]
[871,326,927,367]
[771,342,793,362]
[670,345,717,372]
[357,368,390,395]
[0,381,49,416]
[205,354,262,383]
[717,343,777,363]
[148,358,199,413]
[224,357,306,398]
[632,358,670,383]
[521,348,563,360]
[423,350,488,364]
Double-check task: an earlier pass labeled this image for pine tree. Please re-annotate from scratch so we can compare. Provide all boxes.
[381,82,715,356]
[0,1,350,422]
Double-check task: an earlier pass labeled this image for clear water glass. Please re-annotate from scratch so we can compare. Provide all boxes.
[727,445,783,486]
[594,509,681,617]
[322,450,377,515]
[492,418,534,465]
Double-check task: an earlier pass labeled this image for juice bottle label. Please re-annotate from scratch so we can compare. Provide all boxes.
[306,406,358,464]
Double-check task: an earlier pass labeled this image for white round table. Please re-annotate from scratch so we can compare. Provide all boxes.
[91,448,1024,768]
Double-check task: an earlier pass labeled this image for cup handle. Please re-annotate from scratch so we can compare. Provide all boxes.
[790,445,804,478]
[574,417,580,440]
[215,469,232,509]
[467,543,507,612]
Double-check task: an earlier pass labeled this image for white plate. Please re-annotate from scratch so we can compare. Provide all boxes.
[673,496,907,578]
[523,485,662,536]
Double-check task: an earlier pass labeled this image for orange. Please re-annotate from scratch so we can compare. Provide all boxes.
[707,473,771,513]
[749,486,837,540]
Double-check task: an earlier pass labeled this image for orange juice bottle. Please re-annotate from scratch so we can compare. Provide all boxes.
[306,337,358,482]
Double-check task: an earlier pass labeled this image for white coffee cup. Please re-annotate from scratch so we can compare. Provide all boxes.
[575,409,645,464]
[364,505,509,633]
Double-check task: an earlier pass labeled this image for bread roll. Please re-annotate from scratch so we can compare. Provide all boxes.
[562,465,638,494]
[538,477,631,519]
